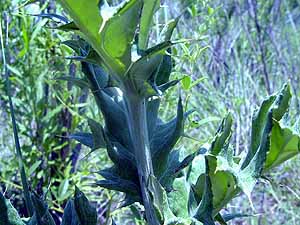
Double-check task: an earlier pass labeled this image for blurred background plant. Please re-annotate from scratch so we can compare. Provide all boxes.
[0,0,111,223]
[0,0,300,224]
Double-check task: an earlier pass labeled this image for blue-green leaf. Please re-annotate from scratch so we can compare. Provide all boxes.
[69,132,94,149]
[0,192,25,225]
[61,200,80,225]
[74,187,97,225]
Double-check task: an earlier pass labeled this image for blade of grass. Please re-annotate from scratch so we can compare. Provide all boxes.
[0,13,34,216]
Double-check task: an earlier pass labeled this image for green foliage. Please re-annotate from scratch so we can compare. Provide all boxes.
[1,0,300,225]
[0,1,101,216]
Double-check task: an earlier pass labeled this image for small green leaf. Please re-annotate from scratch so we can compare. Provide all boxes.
[190,77,206,89]
[23,0,39,6]
[181,75,191,90]
[7,65,22,76]
[58,179,70,201]
[27,160,41,176]
[207,7,214,15]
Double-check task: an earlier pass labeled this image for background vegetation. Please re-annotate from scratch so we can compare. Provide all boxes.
[1,0,300,224]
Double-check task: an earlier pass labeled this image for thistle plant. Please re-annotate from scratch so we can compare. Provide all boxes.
[1,0,300,225]
[53,0,300,224]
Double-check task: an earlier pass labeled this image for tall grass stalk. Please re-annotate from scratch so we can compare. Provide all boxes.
[0,13,33,216]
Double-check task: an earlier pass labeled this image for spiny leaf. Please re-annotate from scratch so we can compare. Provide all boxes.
[103,135,137,181]
[128,40,178,96]
[190,154,239,218]
[88,118,106,150]
[91,88,131,149]
[158,79,180,92]
[152,18,179,88]
[74,187,97,225]
[194,156,215,225]
[148,175,177,224]
[129,50,164,95]
[147,97,160,138]
[209,113,232,156]
[96,176,140,196]
[242,96,276,168]
[151,97,184,176]
[81,62,110,91]
[242,84,291,169]
[209,171,239,215]
[67,50,103,66]
[31,193,56,225]
[152,51,174,91]
[237,111,273,207]
[62,39,88,55]
[160,17,180,42]
[272,84,292,120]
[187,152,207,186]
[159,149,197,190]
[188,185,198,218]
[264,119,300,171]
[242,111,273,178]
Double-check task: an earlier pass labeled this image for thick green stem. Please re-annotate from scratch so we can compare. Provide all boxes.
[125,88,160,225]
